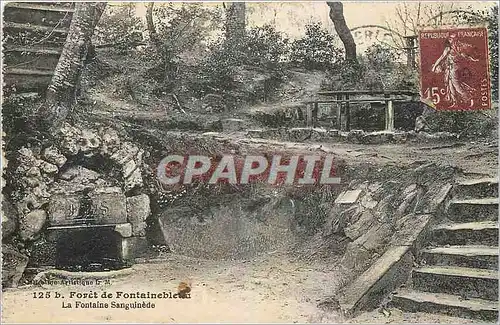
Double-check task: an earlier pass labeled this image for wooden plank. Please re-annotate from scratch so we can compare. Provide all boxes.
[5,3,75,12]
[3,73,52,91]
[4,46,61,71]
[385,100,395,131]
[318,90,418,96]
[5,68,54,76]
[47,224,118,231]
[3,21,69,34]
[4,9,72,28]
[3,45,62,55]
[305,99,415,104]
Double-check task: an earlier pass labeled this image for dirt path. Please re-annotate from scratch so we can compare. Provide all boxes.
[139,128,499,177]
[2,252,484,323]
[3,252,341,323]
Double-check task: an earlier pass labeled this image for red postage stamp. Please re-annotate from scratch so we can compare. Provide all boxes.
[419,27,491,111]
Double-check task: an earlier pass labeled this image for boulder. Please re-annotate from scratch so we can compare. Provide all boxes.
[26,166,41,177]
[19,209,47,241]
[246,129,264,138]
[340,242,376,276]
[58,124,83,156]
[324,205,358,236]
[100,128,122,156]
[43,146,67,167]
[110,142,139,166]
[416,183,452,214]
[335,190,362,204]
[38,160,58,174]
[120,236,150,261]
[394,186,419,219]
[347,130,365,143]
[32,185,51,198]
[392,214,433,246]
[47,195,81,226]
[202,94,226,113]
[361,131,394,145]
[124,168,143,192]
[16,147,37,174]
[353,222,394,254]
[123,160,137,179]
[17,193,44,215]
[2,244,29,288]
[344,210,375,241]
[80,129,101,154]
[126,194,151,236]
[2,199,18,239]
[221,118,249,132]
[59,166,100,182]
[114,223,133,237]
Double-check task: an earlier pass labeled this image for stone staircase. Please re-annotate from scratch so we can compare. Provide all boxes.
[3,2,74,95]
[391,177,499,321]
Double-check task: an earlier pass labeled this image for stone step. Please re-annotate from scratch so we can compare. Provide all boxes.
[4,3,73,27]
[3,22,69,47]
[5,2,75,12]
[412,265,498,301]
[4,45,62,71]
[447,198,498,222]
[431,221,498,246]
[4,68,53,91]
[391,289,498,321]
[420,246,498,270]
[453,178,499,200]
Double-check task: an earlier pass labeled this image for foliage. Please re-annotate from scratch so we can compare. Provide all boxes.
[289,22,344,70]
[194,25,289,95]
[364,44,397,69]
[362,44,396,90]
[93,4,143,53]
[145,3,223,90]
[244,25,290,67]
[152,3,222,63]
[425,110,498,138]
[487,5,499,100]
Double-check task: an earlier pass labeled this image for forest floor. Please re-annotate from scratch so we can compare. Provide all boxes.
[1,252,484,324]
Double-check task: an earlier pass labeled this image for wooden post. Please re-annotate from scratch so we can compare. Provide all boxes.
[336,94,342,130]
[313,102,319,127]
[404,35,417,70]
[306,103,312,127]
[345,94,351,131]
[385,99,394,131]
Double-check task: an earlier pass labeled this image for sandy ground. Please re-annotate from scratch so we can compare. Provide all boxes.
[1,252,484,324]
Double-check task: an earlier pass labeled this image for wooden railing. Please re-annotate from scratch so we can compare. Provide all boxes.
[305,89,420,131]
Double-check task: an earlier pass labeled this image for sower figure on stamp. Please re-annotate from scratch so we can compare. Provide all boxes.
[431,33,479,108]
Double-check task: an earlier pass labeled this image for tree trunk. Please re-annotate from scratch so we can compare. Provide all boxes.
[327,2,357,62]
[38,2,106,132]
[146,2,161,48]
[225,2,246,43]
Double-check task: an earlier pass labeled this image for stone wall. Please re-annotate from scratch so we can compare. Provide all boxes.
[247,128,460,145]
[2,124,151,287]
[319,164,455,316]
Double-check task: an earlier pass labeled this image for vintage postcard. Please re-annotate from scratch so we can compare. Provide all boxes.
[1,1,498,323]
